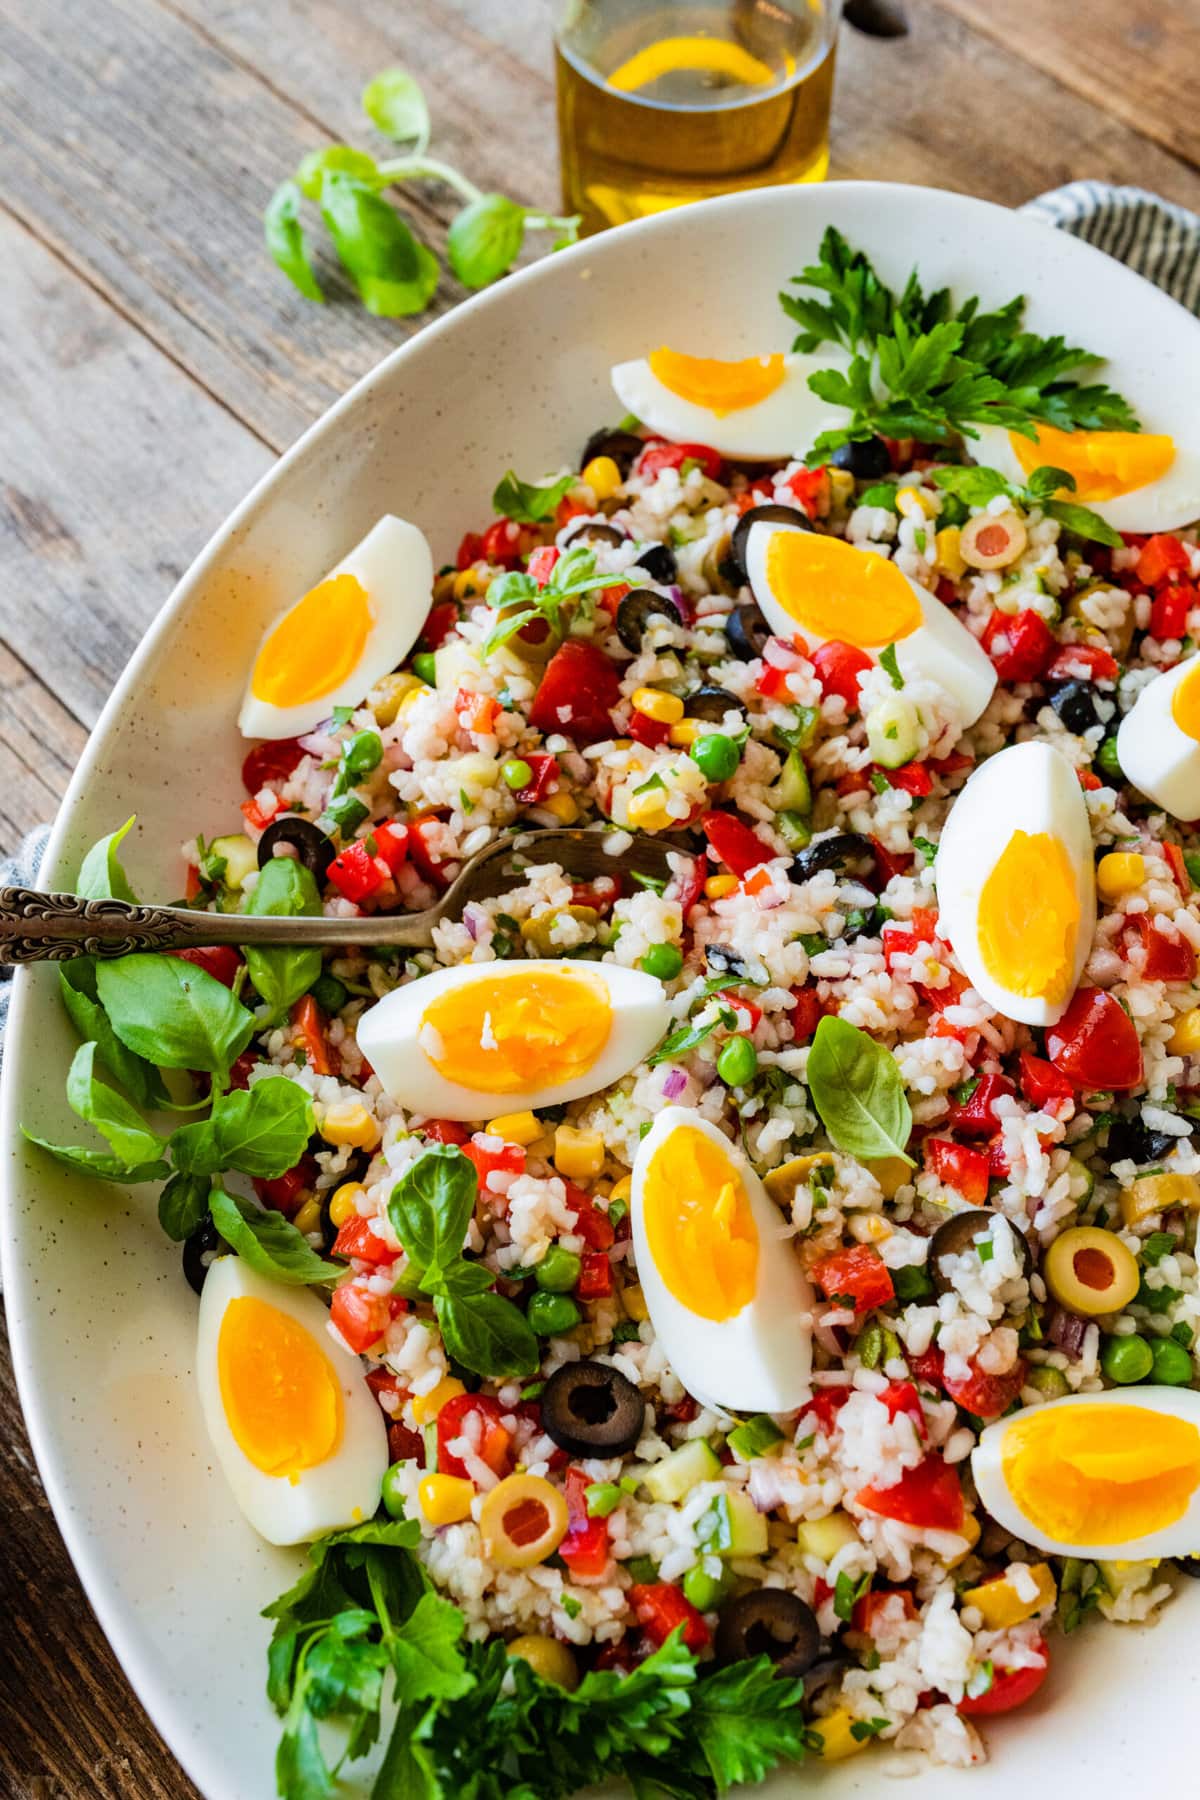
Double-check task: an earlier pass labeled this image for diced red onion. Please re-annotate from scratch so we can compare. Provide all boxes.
[662,1068,688,1099]
[463,905,482,941]
[1046,1305,1087,1358]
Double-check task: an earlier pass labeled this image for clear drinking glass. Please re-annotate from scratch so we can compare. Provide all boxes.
[555,0,842,237]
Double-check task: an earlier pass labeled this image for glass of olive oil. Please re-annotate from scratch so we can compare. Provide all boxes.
[555,0,842,237]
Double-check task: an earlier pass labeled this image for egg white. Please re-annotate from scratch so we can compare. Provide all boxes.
[356,959,671,1120]
[1116,653,1200,821]
[743,519,997,727]
[610,346,853,462]
[972,1387,1200,1560]
[630,1108,814,1413]
[971,424,1200,535]
[934,741,1095,1027]
[239,515,434,741]
[197,1256,388,1546]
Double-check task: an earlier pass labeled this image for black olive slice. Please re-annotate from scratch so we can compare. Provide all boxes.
[562,519,627,551]
[615,588,684,653]
[1102,1113,1192,1168]
[632,542,677,584]
[929,1209,1034,1294]
[726,602,772,661]
[789,833,878,885]
[1048,681,1104,735]
[715,1589,821,1677]
[580,428,644,476]
[800,1655,853,1712]
[730,503,810,581]
[684,685,748,725]
[183,1215,222,1295]
[540,1360,645,1456]
[257,815,336,885]
[828,436,892,477]
[705,943,754,981]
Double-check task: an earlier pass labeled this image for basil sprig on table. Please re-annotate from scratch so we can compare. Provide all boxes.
[388,1147,538,1379]
[806,1015,915,1164]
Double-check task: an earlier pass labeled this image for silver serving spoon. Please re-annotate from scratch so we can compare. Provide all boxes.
[0,829,691,964]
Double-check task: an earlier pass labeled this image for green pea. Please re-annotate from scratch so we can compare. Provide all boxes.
[344,729,384,777]
[527,1291,581,1336]
[309,973,349,1015]
[682,1563,733,1612]
[412,652,438,686]
[1100,1332,1154,1385]
[716,1035,757,1087]
[690,732,740,783]
[381,1461,411,1520]
[503,758,534,791]
[1096,736,1123,782]
[640,942,684,981]
[534,1245,581,1293]
[1150,1336,1194,1385]
[1026,1364,1070,1399]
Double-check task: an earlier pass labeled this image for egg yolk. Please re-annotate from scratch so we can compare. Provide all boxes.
[648,348,786,417]
[420,969,612,1095]
[763,530,923,647]
[250,572,374,707]
[643,1125,758,1321]
[977,830,1080,1005]
[1000,1402,1200,1545]
[1008,425,1175,501]
[218,1295,343,1482]
[1171,659,1200,742]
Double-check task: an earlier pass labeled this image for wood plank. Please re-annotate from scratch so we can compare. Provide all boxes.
[0,646,88,851]
[932,0,1200,178]
[0,208,272,728]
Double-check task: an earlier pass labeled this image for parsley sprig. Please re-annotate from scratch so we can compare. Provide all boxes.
[930,461,1124,548]
[781,227,1140,464]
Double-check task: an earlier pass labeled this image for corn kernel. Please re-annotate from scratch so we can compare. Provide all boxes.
[418,1472,475,1526]
[293,1196,323,1237]
[828,467,856,506]
[486,1110,541,1146]
[582,455,622,502]
[962,1561,1055,1629]
[945,1510,982,1570]
[896,486,936,520]
[811,1707,871,1762]
[669,719,700,746]
[623,1282,649,1322]
[1097,851,1146,900]
[328,1182,365,1229]
[704,873,739,900]
[795,1511,859,1561]
[454,564,491,601]
[854,1213,893,1245]
[610,1175,633,1205]
[396,682,433,716]
[412,1376,466,1425]
[539,790,580,825]
[627,790,673,831]
[1170,1007,1200,1056]
[935,525,967,579]
[632,686,685,725]
[554,1124,605,1180]
[320,1101,381,1151]
[1121,1169,1200,1225]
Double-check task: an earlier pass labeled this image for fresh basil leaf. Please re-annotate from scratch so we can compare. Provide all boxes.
[58,960,168,1109]
[171,1076,314,1180]
[158,1169,211,1241]
[265,179,325,304]
[387,1146,476,1278]
[242,857,323,1023]
[77,816,140,904]
[1045,499,1124,548]
[879,643,903,690]
[319,172,439,317]
[361,66,430,149]
[929,464,1014,507]
[210,1189,340,1286]
[296,145,382,203]
[96,954,254,1075]
[806,1014,914,1164]
[66,1042,165,1168]
[491,467,574,525]
[1024,463,1075,503]
[429,1258,494,1299]
[21,1132,168,1184]
[433,1290,538,1379]
[448,194,526,290]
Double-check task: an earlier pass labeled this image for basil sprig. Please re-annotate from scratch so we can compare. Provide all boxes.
[211,1189,340,1286]
[931,461,1122,548]
[241,856,323,1023]
[806,1015,914,1164]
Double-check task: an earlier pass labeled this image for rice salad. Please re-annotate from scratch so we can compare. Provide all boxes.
[33,232,1200,1797]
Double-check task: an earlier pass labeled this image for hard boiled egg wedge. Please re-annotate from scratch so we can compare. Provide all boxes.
[630,1108,814,1413]
[973,1387,1200,1560]
[610,345,853,461]
[197,1257,387,1546]
[1117,653,1200,820]
[935,741,1095,1027]
[970,420,1200,535]
[239,515,434,741]
[356,959,670,1120]
[742,519,996,726]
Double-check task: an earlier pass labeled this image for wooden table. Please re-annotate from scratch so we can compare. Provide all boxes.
[3,0,1200,1789]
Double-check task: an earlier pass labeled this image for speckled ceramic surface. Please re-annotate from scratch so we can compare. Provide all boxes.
[3,183,1198,1798]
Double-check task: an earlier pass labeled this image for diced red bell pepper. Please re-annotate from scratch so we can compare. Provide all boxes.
[981,609,1057,683]
[291,995,335,1076]
[811,1244,895,1313]
[184,864,203,902]
[373,821,410,874]
[853,1588,917,1636]
[882,762,933,798]
[253,1153,318,1218]
[242,737,307,793]
[870,836,914,882]
[1046,986,1144,1091]
[332,1213,396,1268]
[408,814,455,890]
[944,1354,1028,1420]
[928,750,975,779]
[812,639,873,708]
[878,1379,926,1433]
[576,1251,614,1300]
[719,990,762,1032]
[1078,768,1102,792]
[1044,643,1119,683]
[948,1071,1015,1137]
[1165,842,1191,894]
[628,1581,710,1652]
[1151,582,1196,640]
[512,752,560,804]
[1017,1050,1074,1111]
[1122,914,1198,982]
[229,1049,256,1091]
[786,465,831,518]
[330,1280,407,1355]
[1138,533,1191,587]
[987,1133,1011,1178]
[664,1395,699,1424]
[637,440,723,483]
[527,545,561,587]
[327,838,391,903]
[597,581,631,619]
[857,1452,964,1531]
[802,1385,853,1435]
[958,1642,1048,1716]
[528,640,621,745]
[456,688,501,735]
[419,599,460,650]
[790,984,824,1043]
[755,659,799,702]
[366,1368,405,1404]
[456,530,486,571]
[422,1119,470,1145]
[628,710,672,749]
[241,793,281,832]
[700,809,773,878]
[561,1464,610,1576]
[924,1138,990,1204]
[387,1419,426,1466]
[564,1184,616,1250]
[482,517,539,569]
[463,1138,526,1191]
[437,1392,514,1482]
[555,495,591,531]
[168,945,242,989]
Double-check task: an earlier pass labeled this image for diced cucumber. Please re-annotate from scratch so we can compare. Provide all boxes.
[775,810,812,851]
[210,833,258,891]
[697,1488,768,1558]
[643,1438,721,1503]
[865,696,920,770]
[771,747,812,815]
[795,1511,860,1561]
[683,1561,734,1611]
[1066,1155,1096,1203]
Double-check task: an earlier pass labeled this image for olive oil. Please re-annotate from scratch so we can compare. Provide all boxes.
[555,0,840,236]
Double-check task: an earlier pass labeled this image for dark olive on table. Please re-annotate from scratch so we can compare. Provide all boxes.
[730,503,810,581]
[540,1359,645,1456]
[715,1589,821,1677]
[580,428,644,476]
[684,684,748,725]
[789,832,878,885]
[183,1215,222,1296]
[632,542,677,583]
[257,815,336,885]
[726,602,773,661]
[561,519,627,551]
[828,436,892,479]
[929,1209,1034,1294]
[1048,681,1104,735]
[615,588,685,654]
